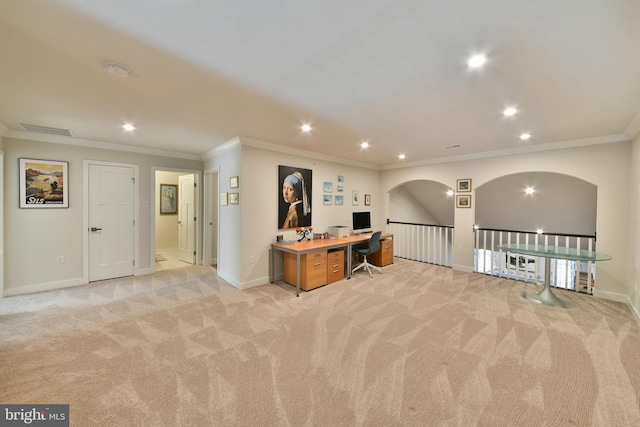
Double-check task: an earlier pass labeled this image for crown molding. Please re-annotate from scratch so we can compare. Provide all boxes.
[4,129,202,161]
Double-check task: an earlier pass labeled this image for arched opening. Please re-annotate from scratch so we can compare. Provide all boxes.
[474,172,598,293]
[388,180,455,266]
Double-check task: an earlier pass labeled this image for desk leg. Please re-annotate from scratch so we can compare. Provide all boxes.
[269,248,274,283]
[346,243,352,279]
[522,258,576,309]
[296,252,300,297]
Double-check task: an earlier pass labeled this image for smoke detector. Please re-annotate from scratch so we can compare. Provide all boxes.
[105,62,129,77]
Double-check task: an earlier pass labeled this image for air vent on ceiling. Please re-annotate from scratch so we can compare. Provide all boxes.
[443,144,462,149]
[19,122,74,137]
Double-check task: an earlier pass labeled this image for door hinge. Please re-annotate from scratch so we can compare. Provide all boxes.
[133,259,135,266]
[193,251,196,256]
[194,216,197,222]
[131,178,135,184]
[194,182,197,188]
[133,219,135,226]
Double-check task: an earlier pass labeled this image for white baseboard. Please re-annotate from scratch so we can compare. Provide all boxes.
[453,264,474,273]
[593,289,628,304]
[4,277,85,297]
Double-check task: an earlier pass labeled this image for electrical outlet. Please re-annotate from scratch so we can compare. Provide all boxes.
[56,256,65,265]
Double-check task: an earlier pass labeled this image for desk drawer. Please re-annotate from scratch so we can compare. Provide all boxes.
[327,249,345,284]
[284,250,328,291]
[369,239,393,267]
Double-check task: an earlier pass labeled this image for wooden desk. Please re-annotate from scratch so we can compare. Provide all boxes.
[270,233,393,296]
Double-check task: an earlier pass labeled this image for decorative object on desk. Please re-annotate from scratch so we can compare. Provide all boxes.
[279,165,312,229]
[230,176,239,188]
[20,158,69,208]
[457,178,472,192]
[276,234,283,242]
[220,192,228,206]
[337,175,344,182]
[364,194,371,206]
[160,183,178,214]
[352,190,359,205]
[229,192,239,204]
[323,194,333,205]
[296,226,313,241]
[335,195,344,206]
[323,181,333,192]
[456,194,471,208]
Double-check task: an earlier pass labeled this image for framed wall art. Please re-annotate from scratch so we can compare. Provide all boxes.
[278,165,312,229]
[19,158,69,208]
[229,192,239,205]
[457,178,472,192]
[230,176,239,188]
[160,184,178,214]
[456,195,472,208]
[221,192,228,206]
[364,194,371,206]
[352,190,359,205]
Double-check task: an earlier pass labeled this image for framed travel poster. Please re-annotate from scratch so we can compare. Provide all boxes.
[19,158,69,208]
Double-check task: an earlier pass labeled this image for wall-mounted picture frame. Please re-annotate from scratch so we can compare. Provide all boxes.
[456,195,472,208]
[337,175,344,183]
[335,195,344,206]
[221,192,228,206]
[278,165,312,229]
[337,185,344,192]
[352,190,359,205]
[457,178,472,192]
[364,194,371,206]
[230,176,239,188]
[229,192,239,205]
[19,158,69,208]
[323,181,333,192]
[323,195,333,205]
[160,184,178,214]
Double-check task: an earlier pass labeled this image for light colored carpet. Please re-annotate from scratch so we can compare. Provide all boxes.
[1,259,639,426]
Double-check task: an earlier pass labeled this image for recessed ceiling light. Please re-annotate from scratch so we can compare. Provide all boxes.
[503,107,518,117]
[525,187,535,195]
[122,123,135,131]
[301,124,311,133]
[536,228,544,234]
[398,153,406,160]
[520,133,531,140]
[467,54,487,68]
[361,141,369,149]
[446,190,454,197]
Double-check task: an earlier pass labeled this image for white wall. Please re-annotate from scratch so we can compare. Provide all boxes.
[381,142,631,299]
[3,137,203,295]
[389,188,439,224]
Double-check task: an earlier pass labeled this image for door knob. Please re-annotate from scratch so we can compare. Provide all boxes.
[90,227,102,232]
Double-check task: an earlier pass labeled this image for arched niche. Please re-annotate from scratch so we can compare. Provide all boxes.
[389,180,455,226]
[475,172,597,236]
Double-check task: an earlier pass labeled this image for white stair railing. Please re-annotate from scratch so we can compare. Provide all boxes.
[387,220,454,267]
[473,228,597,294]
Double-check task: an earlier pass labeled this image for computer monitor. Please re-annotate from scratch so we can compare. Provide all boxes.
[352,211,371,232]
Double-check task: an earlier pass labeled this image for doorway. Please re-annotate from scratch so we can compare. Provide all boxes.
[84,161,137,282]
[153,169,200,271]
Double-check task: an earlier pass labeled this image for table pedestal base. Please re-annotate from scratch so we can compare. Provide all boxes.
[522,283,576,309]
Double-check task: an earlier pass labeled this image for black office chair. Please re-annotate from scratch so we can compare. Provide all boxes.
[351,231,383,278]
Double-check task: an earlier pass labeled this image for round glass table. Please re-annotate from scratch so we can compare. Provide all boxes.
[497,244,612,309]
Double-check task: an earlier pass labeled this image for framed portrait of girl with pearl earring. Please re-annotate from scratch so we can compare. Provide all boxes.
[278,165,313,229]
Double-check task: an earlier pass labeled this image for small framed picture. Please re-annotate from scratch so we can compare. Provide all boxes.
[230,176,239,188]
[352,190,359,205]
[456,195,471,208]
[337,175,344,183]
[323,181,333,192]
[221,192,228,206]
[323,195,333,205]
[19,158,69,208]
[364,194,371,206]
[335,195,344,206]
[337,185,344,192]
[229,192,239,204]
[457,178,472,192]
[160,184,178,215]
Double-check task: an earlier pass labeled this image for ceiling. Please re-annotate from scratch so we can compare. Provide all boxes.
[1,0,639,168]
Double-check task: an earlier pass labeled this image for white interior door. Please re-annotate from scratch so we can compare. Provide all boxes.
[178,174,196,264]
[89,164,135,281]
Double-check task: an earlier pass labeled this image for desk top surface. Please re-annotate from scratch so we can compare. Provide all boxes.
[498,243,612,262]
[272,232,392,253]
